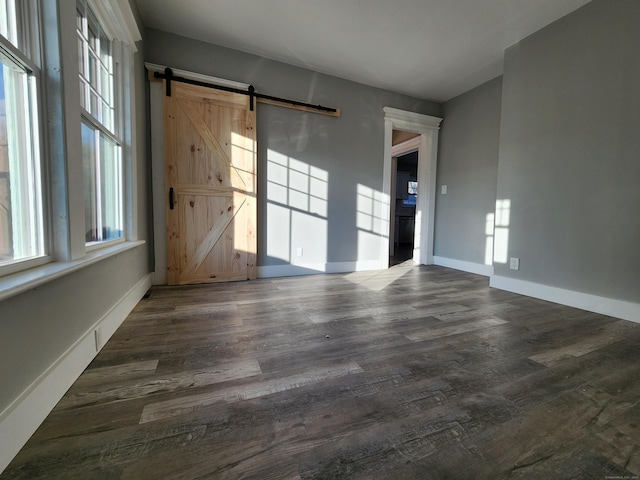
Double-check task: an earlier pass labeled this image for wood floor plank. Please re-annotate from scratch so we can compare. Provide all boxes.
[3,265,640,479]
[71,359,160,388]
[403,316,508,341]
[57,358,263,410]
[139,361,364,424]
[528,319,637,366]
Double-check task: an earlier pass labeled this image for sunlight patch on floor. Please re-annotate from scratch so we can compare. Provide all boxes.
[343,260,415,292]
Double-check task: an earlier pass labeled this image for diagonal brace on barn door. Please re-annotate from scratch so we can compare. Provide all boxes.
[183,197,247,277]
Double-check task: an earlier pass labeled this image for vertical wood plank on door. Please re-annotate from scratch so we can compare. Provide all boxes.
[244,105,257,279]
[164,81,180,286]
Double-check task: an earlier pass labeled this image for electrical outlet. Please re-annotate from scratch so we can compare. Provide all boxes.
[296,247,303,257]
[441,185,448,195]
[94,327,103,352]
[510,257,520,270]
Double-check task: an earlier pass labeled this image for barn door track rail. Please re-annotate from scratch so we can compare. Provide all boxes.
[154,67,340,117]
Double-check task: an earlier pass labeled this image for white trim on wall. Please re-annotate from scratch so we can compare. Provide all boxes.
[89,0,141,49]
[145,62,250,90]
[0,273,153,474]
[490,274,640,324]
[383,107,442,268]
[148,80,167,285]
[258,260,384,278]
[0,241,145,302]
[433,256,494,277]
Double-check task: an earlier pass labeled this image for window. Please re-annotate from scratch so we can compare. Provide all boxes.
[77,0,122,245]
[0,0,45,270]
[0,0,140,284]
[403,180,417,206]
[80,120,122,242]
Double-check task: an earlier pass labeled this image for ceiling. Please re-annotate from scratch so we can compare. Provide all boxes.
[134,0,592,102]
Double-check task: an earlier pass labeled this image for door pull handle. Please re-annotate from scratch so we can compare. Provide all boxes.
[169,187,175,210]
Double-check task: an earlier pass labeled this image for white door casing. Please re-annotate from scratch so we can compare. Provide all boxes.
[382,107,442,267]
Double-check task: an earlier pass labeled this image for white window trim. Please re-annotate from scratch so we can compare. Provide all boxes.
[78,0,138,248]
[0,0,143,290]
[0,239,144,301]
[0,0,49,277]
[88,0,140,51]
[85,235,125,252]
[0,255,51,277]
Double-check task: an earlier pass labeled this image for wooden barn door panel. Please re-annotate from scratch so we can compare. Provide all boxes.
[164,82,256,285]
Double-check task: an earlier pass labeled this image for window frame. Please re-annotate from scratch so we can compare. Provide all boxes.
[0,0,141,287]
[77,0,126,250]
[0,0,51,277]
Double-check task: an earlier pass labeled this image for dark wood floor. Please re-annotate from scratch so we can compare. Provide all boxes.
[3,265,640,479]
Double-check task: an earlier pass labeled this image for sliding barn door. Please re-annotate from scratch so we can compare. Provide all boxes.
[164,81,256,285]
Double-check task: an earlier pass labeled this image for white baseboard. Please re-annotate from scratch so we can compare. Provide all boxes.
[258,260,384,278]
[0,273,153,474]
[433,256,494,277]
[490,274,640,324]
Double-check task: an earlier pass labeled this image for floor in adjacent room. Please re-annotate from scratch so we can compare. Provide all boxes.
[3,265,640,479]
[389,243,414,266]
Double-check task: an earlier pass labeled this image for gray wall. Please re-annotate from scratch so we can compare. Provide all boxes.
[0,3,150,417]
[144,29,441,270]
[495,0,640,302]
[434,77,503,265]
[0,247,149,409]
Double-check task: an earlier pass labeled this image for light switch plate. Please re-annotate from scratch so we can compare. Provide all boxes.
[510,257,520,270]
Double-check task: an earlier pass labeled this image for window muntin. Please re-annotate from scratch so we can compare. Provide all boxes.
[77,0,122,246]
[77,1,114,132]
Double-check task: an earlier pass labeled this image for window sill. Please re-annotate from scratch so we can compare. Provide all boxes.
[0,240,146,303]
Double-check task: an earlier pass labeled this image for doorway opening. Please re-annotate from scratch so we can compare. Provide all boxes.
[381,107,442,269]
[390,135,419,266]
